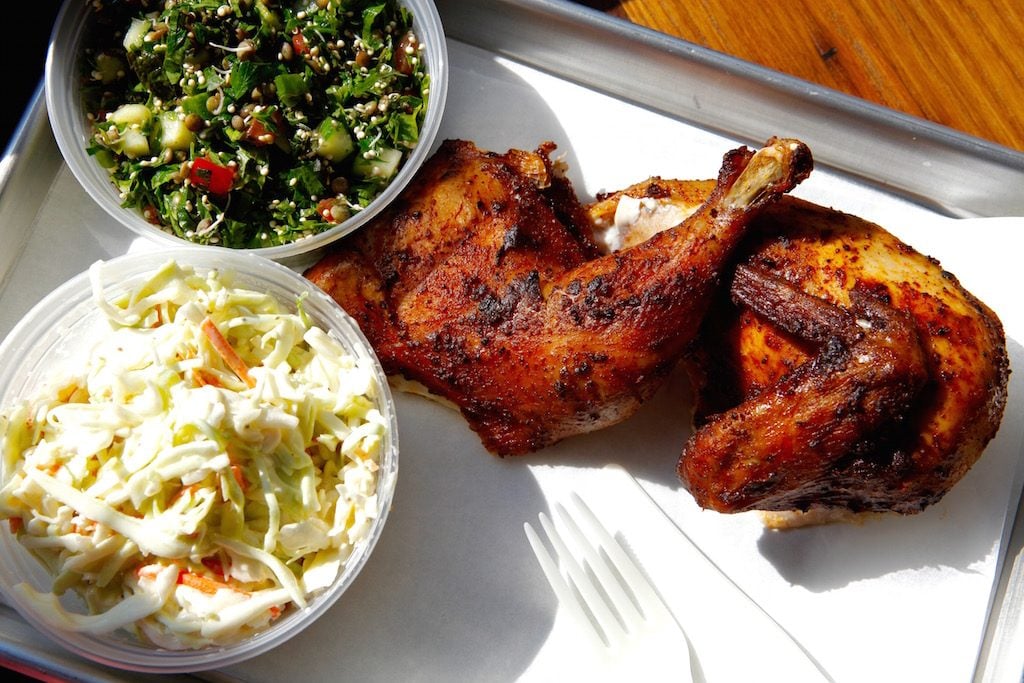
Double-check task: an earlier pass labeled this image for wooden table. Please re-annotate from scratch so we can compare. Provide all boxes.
[575,0,1024,153]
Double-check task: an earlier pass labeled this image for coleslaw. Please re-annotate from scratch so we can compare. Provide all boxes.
[0,259,387,649]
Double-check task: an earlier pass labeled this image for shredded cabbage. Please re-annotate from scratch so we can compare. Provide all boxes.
[0,260,387,649]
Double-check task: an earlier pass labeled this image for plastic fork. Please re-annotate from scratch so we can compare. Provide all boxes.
[524,493,693,679]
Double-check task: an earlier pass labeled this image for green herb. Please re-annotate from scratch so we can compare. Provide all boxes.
[274,73,309,108]
[80,0,430,249]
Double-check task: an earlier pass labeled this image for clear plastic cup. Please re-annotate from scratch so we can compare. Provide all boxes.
[44,0,448,269]
[0,248,399,672]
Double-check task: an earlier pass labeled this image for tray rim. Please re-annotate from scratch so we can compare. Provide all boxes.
[435,0,1024,218]
[0,1,1021,680]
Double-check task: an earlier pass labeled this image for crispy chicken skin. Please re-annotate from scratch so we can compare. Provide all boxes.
[305,137,812,455]
[678,264,930,513]
[589,182,1009,516]
[681,198,1009,515]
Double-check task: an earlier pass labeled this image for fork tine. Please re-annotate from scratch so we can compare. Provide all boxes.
[537,511,627,647]
[568,492,675,623]
[523,520,606,651]
[554,501,645,632]
[528,493,695,679]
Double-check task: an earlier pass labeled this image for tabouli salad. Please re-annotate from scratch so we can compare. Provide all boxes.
[0,260,389,649]
[81,0,430,248]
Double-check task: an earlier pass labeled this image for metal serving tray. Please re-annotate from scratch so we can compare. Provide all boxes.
[436,0,1024,218]
[1,1,1022,681]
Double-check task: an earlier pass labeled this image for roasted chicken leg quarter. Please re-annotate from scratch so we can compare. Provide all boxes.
[305,137,812,455]
[587,179,1009,520]
[681,199,1009,519]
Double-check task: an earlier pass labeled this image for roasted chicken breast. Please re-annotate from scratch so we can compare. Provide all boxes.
[588,181,1009,518]
[305,137,812,455]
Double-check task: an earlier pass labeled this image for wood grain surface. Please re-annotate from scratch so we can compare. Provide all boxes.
[574,0,1024,153]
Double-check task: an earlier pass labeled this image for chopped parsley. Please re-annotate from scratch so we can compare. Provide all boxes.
[81,0,430,249]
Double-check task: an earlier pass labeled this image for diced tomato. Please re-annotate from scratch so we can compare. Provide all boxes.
[189,157,235,195]
[317,198,337,222]
[142,203,162,224]
[292,31,309,55]
[316,198,350,224]
[245,110,287,148]
[244,118,275,147]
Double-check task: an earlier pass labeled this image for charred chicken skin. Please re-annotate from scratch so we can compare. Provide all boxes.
[681,199,1009,516]
[305,137,812,455]
[589,182,1009,518]
[677,263,931,514]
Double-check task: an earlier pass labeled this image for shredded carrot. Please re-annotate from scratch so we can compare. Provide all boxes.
[192,367,224,388]
[230,464,250,493]
[136,564,162,581]
[269,605,282,620]
[226,444,251,493]
[178,571,247,596]
[150,306,164,329]
[171,483,202,504]
[7,517,22,534]
[200,317,255,388]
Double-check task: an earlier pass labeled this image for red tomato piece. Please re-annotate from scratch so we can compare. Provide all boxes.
[202,555,226,579]
[142,203,161,225]
[244,119,275,146]
[316,198,336,222]
[189,157,235,195]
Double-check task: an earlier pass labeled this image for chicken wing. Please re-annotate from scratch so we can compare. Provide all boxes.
[305,137,812,455]
[678,263,930,513]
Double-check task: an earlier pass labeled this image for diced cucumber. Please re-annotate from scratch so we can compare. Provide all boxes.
[109,103,152,127]
[353,147,403,180]
[159,113,194,151]
[316,119,355,162]
[121,129,150,158]
[92,148,117,169]
[123,17,150,51]
[95,53,125,84]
